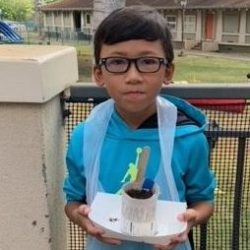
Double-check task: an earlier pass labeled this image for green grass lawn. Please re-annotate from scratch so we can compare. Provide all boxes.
[174,55,250,83]
[76,46,250,83]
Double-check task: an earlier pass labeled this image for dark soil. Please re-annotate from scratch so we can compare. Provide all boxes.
[126,189,153,199]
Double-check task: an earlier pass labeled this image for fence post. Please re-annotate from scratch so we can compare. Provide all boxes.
[232,137,246,250]
[0,45,78,250]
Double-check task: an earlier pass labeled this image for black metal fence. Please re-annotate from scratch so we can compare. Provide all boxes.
[63,84,250,250]
[1,23,92,45]
[44,27,92,44]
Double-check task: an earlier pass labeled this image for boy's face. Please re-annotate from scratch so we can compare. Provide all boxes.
[94,39,174,126]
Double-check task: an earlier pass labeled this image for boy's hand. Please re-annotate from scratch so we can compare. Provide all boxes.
[154,208,197,250]
[154,202,213,250]
[68,203,122,246]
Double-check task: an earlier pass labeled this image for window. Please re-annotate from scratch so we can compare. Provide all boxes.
[165,15,177,31]
[223,12,239,33]
[184,15,196,33]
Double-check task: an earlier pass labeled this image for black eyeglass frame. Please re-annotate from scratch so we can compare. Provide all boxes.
[98,57,168,73]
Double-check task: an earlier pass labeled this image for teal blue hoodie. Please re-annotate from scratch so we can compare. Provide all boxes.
[64,95,215,250]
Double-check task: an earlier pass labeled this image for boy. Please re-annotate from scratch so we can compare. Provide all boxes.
[64,5,215,250]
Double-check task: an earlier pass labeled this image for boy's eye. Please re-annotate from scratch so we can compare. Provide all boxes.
[139,58,158,65]
[107,58,127,66]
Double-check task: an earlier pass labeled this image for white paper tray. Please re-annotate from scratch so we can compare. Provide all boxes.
[89,192,187,245]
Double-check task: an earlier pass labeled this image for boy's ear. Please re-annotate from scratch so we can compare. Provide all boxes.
[163,63,175,85]
[93,65,105,87]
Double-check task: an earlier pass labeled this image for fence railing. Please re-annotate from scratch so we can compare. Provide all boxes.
[43,27,92,45]
[63,83,250,250]
[4,24,93,45]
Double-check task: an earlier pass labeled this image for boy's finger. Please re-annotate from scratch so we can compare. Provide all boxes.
[177,209,196,223]
[75,208,104,235]
[78,204,90,216]
[177,212,186,221]
[78,216,104,235]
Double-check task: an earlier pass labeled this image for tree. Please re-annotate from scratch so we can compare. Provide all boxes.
[0,0,34,21]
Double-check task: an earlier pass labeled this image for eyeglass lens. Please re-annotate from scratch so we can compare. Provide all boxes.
[102,57,166,73]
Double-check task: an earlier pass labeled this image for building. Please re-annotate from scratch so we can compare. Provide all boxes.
[40,0,250,52]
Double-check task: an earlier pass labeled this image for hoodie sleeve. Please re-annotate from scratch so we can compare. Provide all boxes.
[184,131,216,205]
[63,123,87,203]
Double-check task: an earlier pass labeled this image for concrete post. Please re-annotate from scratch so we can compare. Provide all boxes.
[61,12,65,30]
[216,10,223,42]
[196,10,202,42]
[81,11,84,31]
[239,10,246,44]
[52,12,55,31]
[176,10,182,41]
[0,45,78,250]
[70,12,74,31]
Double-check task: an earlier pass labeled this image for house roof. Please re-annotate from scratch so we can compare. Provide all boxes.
[183,0,250,9]
[41,0,93,11]
[41,0,250,11]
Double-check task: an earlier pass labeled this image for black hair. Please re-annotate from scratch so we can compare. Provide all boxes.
[94,5,174,65]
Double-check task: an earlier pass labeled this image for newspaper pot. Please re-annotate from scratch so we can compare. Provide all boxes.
[120,182,159,236]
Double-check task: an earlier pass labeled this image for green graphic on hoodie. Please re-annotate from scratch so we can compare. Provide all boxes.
[116,147,142,194]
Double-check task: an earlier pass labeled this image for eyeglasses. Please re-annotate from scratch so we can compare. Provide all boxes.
[98,57,168,73]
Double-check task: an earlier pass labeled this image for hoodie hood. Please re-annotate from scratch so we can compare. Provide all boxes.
[164,95,208,138]
[107,95,208,140]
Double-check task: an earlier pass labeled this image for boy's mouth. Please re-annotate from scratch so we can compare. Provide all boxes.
[123,91,146,100]
[124,90,144,94]
[124,90,145,95]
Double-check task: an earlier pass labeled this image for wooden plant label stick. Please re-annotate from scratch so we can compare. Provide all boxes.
[134,146,151,189]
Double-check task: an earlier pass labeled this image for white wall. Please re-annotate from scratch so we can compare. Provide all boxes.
[0,45,78,250]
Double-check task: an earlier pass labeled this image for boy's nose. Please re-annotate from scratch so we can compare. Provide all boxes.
[124,62,143,84]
